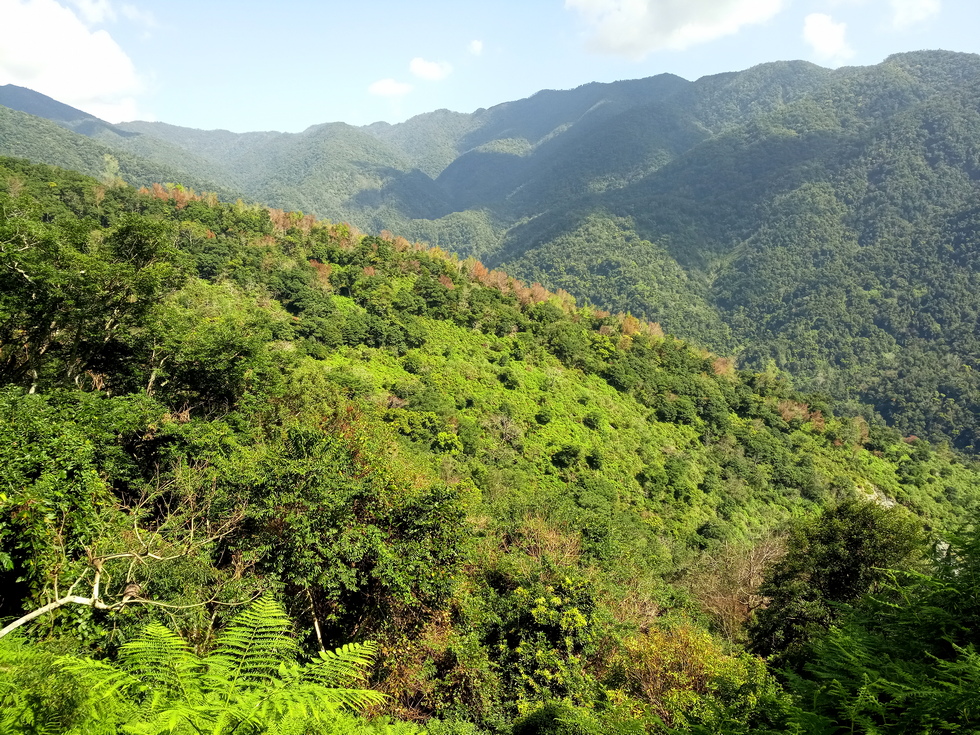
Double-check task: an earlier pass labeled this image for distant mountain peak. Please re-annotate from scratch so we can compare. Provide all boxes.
[0,84,101,124]
[0,84,142,139]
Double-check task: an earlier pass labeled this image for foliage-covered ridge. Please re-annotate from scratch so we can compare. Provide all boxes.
[1,156,978,734]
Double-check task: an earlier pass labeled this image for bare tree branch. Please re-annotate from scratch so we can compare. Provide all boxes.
[0,501,248,639]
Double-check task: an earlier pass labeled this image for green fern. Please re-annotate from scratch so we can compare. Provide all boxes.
[1,596,392,735]
[116,622,200,700]
[60,657,143,733]
[0,636,63,734]
[206,595,299,692]
[0,635,128,735]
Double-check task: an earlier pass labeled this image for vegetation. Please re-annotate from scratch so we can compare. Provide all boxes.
[0,157,977,733]
[786,528,980,733]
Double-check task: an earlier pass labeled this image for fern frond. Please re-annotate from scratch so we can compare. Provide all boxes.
[124,701,223,735]
[58,656,142,731]
[301,641,378,689]
[0,635,32,701]
[3,597,391,734]
[118,621,200,699]
[206,595,298,693]
[301,683,389,711]
[247,679,388,724]
[0,635,136,735]
[0,636,62,735]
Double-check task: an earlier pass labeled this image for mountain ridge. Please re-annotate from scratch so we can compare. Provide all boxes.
[3,49,980,450]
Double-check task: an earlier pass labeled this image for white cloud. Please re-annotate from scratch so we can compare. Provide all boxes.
[468,39,484,56]
[0,0,144,121]
[409,57,453,81]
[564,0,785,59]
[368,78,414,97]
[66,0,114,23]
[66,0,155,27]
[803,13,855,63]
[889,0,940,29]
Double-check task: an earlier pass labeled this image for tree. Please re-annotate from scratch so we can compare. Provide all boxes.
[231,424,466,641]
[100,154,125,188]
[0,212,184,391]
[0,387,252,641]
[0,505,242,640]
[782,527,980,733]
[748,497,924,670]
[685,535,787,643]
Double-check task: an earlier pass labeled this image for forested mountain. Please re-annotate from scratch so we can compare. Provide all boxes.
[4,50,980,452]
[2,157,979,734]
[0,103,239,198]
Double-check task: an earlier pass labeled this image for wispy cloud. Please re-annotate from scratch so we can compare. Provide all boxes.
[889,0,940,29]
[803,13,855,64]
[0,0,144,121]
[66,0,114,23]
[410,57,453,81]
[564,0,784,59]
[119,2,156,27]
[65,0,155,27]
[468,39,483,56]
[368,78,413,98]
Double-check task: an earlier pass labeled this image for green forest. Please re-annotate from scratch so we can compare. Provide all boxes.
[1,157,978,733]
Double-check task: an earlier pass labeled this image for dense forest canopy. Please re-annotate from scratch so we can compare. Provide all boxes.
[0,157,978,733]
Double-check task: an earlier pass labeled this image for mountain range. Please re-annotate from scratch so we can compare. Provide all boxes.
[4,49,980,733]
[3,48,980,450]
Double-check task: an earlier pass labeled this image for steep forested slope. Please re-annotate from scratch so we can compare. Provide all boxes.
[1,158,979,733]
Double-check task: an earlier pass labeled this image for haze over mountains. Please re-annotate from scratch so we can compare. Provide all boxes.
[3,48,980,450]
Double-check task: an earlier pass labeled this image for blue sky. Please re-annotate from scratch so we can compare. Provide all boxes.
[0,0,976,132]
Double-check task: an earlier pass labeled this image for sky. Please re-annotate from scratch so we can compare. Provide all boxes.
[0,0,976,132]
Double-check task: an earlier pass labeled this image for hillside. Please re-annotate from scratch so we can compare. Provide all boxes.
[4,51,980,453]
[1,157,979,733]
[0,104,239,198]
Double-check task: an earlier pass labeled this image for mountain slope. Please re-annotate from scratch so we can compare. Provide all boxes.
[491,51,980,448]
[0,83,137,138]
[0,104,239,198]
[3,157,979,732]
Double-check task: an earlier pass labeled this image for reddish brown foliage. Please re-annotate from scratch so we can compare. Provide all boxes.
[645,322,665,338]
[620,315,641,336]
[777,400,810,422]
[712,357,735,377]
[268,208,291,232]
[529,282,550,303]
[139,182,211,210]
[469,261,489,281]
[308,259,332,288]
